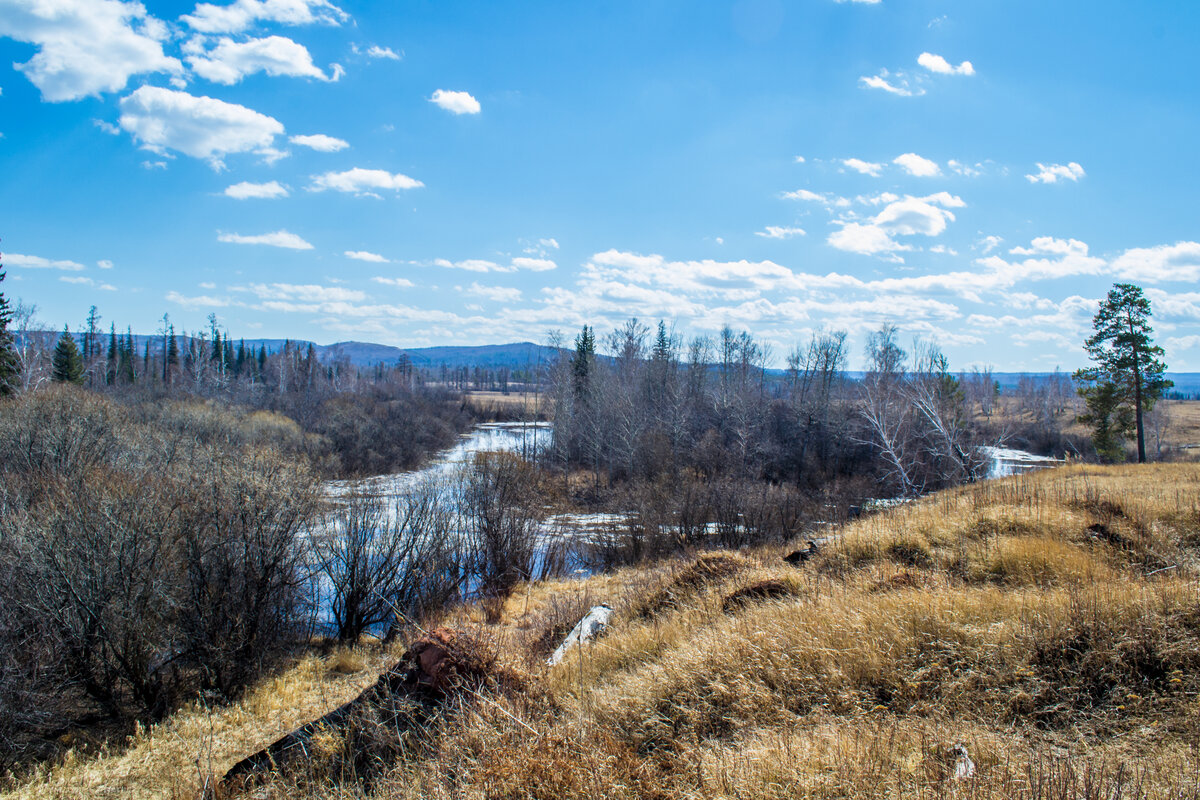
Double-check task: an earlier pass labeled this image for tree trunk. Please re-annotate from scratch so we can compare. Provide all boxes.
[1130,314,1146,463]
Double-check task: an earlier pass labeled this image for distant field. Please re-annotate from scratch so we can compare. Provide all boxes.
[463,390,547,417]
[1166,399,1200,448]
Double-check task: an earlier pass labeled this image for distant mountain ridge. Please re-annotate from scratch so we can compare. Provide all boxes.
[239,340,559,370]
[16,331,1200,394]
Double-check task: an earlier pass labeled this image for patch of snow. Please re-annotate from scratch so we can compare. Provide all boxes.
[979,446,1064,479]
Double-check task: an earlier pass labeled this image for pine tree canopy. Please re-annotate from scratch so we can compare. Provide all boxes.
[51,326,85,385]
[1073,282,1172,463]
[0,261,19,396]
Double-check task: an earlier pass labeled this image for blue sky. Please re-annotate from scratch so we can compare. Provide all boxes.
[2,0,1199,370]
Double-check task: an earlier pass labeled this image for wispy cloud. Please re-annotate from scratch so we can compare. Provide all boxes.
[843,158,884,176]
[309,168,423,195]
[218,230,314,249]
[290,133,349,152]
[224,180,289,199]
[4,253,86,271]
[755,226,806,239]
[345,250,389,263]
[1026,162,1085,184]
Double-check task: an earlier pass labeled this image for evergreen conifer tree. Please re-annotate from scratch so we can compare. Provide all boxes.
[106,324,117,385]
[572,325,595,401]
[166,324,179,385]
[0,252,19,396]
[1074,283,1171,463]
[51,326,84,384]
[120,328,136,383]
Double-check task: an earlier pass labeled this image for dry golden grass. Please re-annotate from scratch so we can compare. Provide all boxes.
[462,391,546,417]
[7,463,1200,799]
[1166,399,1200,449]
[0,646,394,799]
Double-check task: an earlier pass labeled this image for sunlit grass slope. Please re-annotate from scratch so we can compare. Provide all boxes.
[7,463,1200,799]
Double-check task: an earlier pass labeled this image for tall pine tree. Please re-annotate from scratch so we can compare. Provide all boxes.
[1074,283,1171,463]
[0,249,19,396]
[51,326,85,385]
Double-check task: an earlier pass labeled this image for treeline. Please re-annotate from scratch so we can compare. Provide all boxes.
[547,320,1089,499]
[11,307,471,478]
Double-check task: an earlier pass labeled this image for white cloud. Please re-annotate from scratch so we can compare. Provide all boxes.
[429,89,481,115]
[0,0,182,102]
[224,180,288,199]
[4,253,85,271]
[97,259,114,269]
[366,45,400,60]
[917,52,975,76]
[434,258,506,273]
[920,191,966,208]
[893,152,941,177]
[855,191,900,206]
[510,257,557,272]
[1008,236,1089,257]
[539,238,560,250]
[826,193,961,258]
[842,158,883,176]
[185,35,340,84]
[977,237,1105,283]
[246,282,364,302]
[978,235,1003,254]
[182,0,348,34]
[345,250,389,263]
[290,133,348,151]
[118,86,284,168]
[784,189,825,203]
[948,159,984,177]
[218,230,313,249]
[1026,162,1085,184]
[167,290,230,308]
[859,70,925,97]
[793,155,806,163]
[60,276,116,290]
[874,196,957,236]
[465,282,522,303]
[199,282,216,289]
[371,276,414,287]
[1111,241,1200,283]
[827,223,907,257]
[755,226,806,239]
[309,167,424,195]
[1166,335,1200,352]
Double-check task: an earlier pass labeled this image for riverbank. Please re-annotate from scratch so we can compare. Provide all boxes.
[9,461,1198,799]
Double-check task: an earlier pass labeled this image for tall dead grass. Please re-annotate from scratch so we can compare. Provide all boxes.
[5,463,1200,799]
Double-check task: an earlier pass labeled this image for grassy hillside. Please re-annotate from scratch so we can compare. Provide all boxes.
[6,463,1200,799]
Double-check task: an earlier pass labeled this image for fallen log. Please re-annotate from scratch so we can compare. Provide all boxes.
[219,627,519,795]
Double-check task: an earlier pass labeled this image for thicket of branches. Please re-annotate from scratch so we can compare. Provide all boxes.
[0,387,319,766]
[548,320,1000,496]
